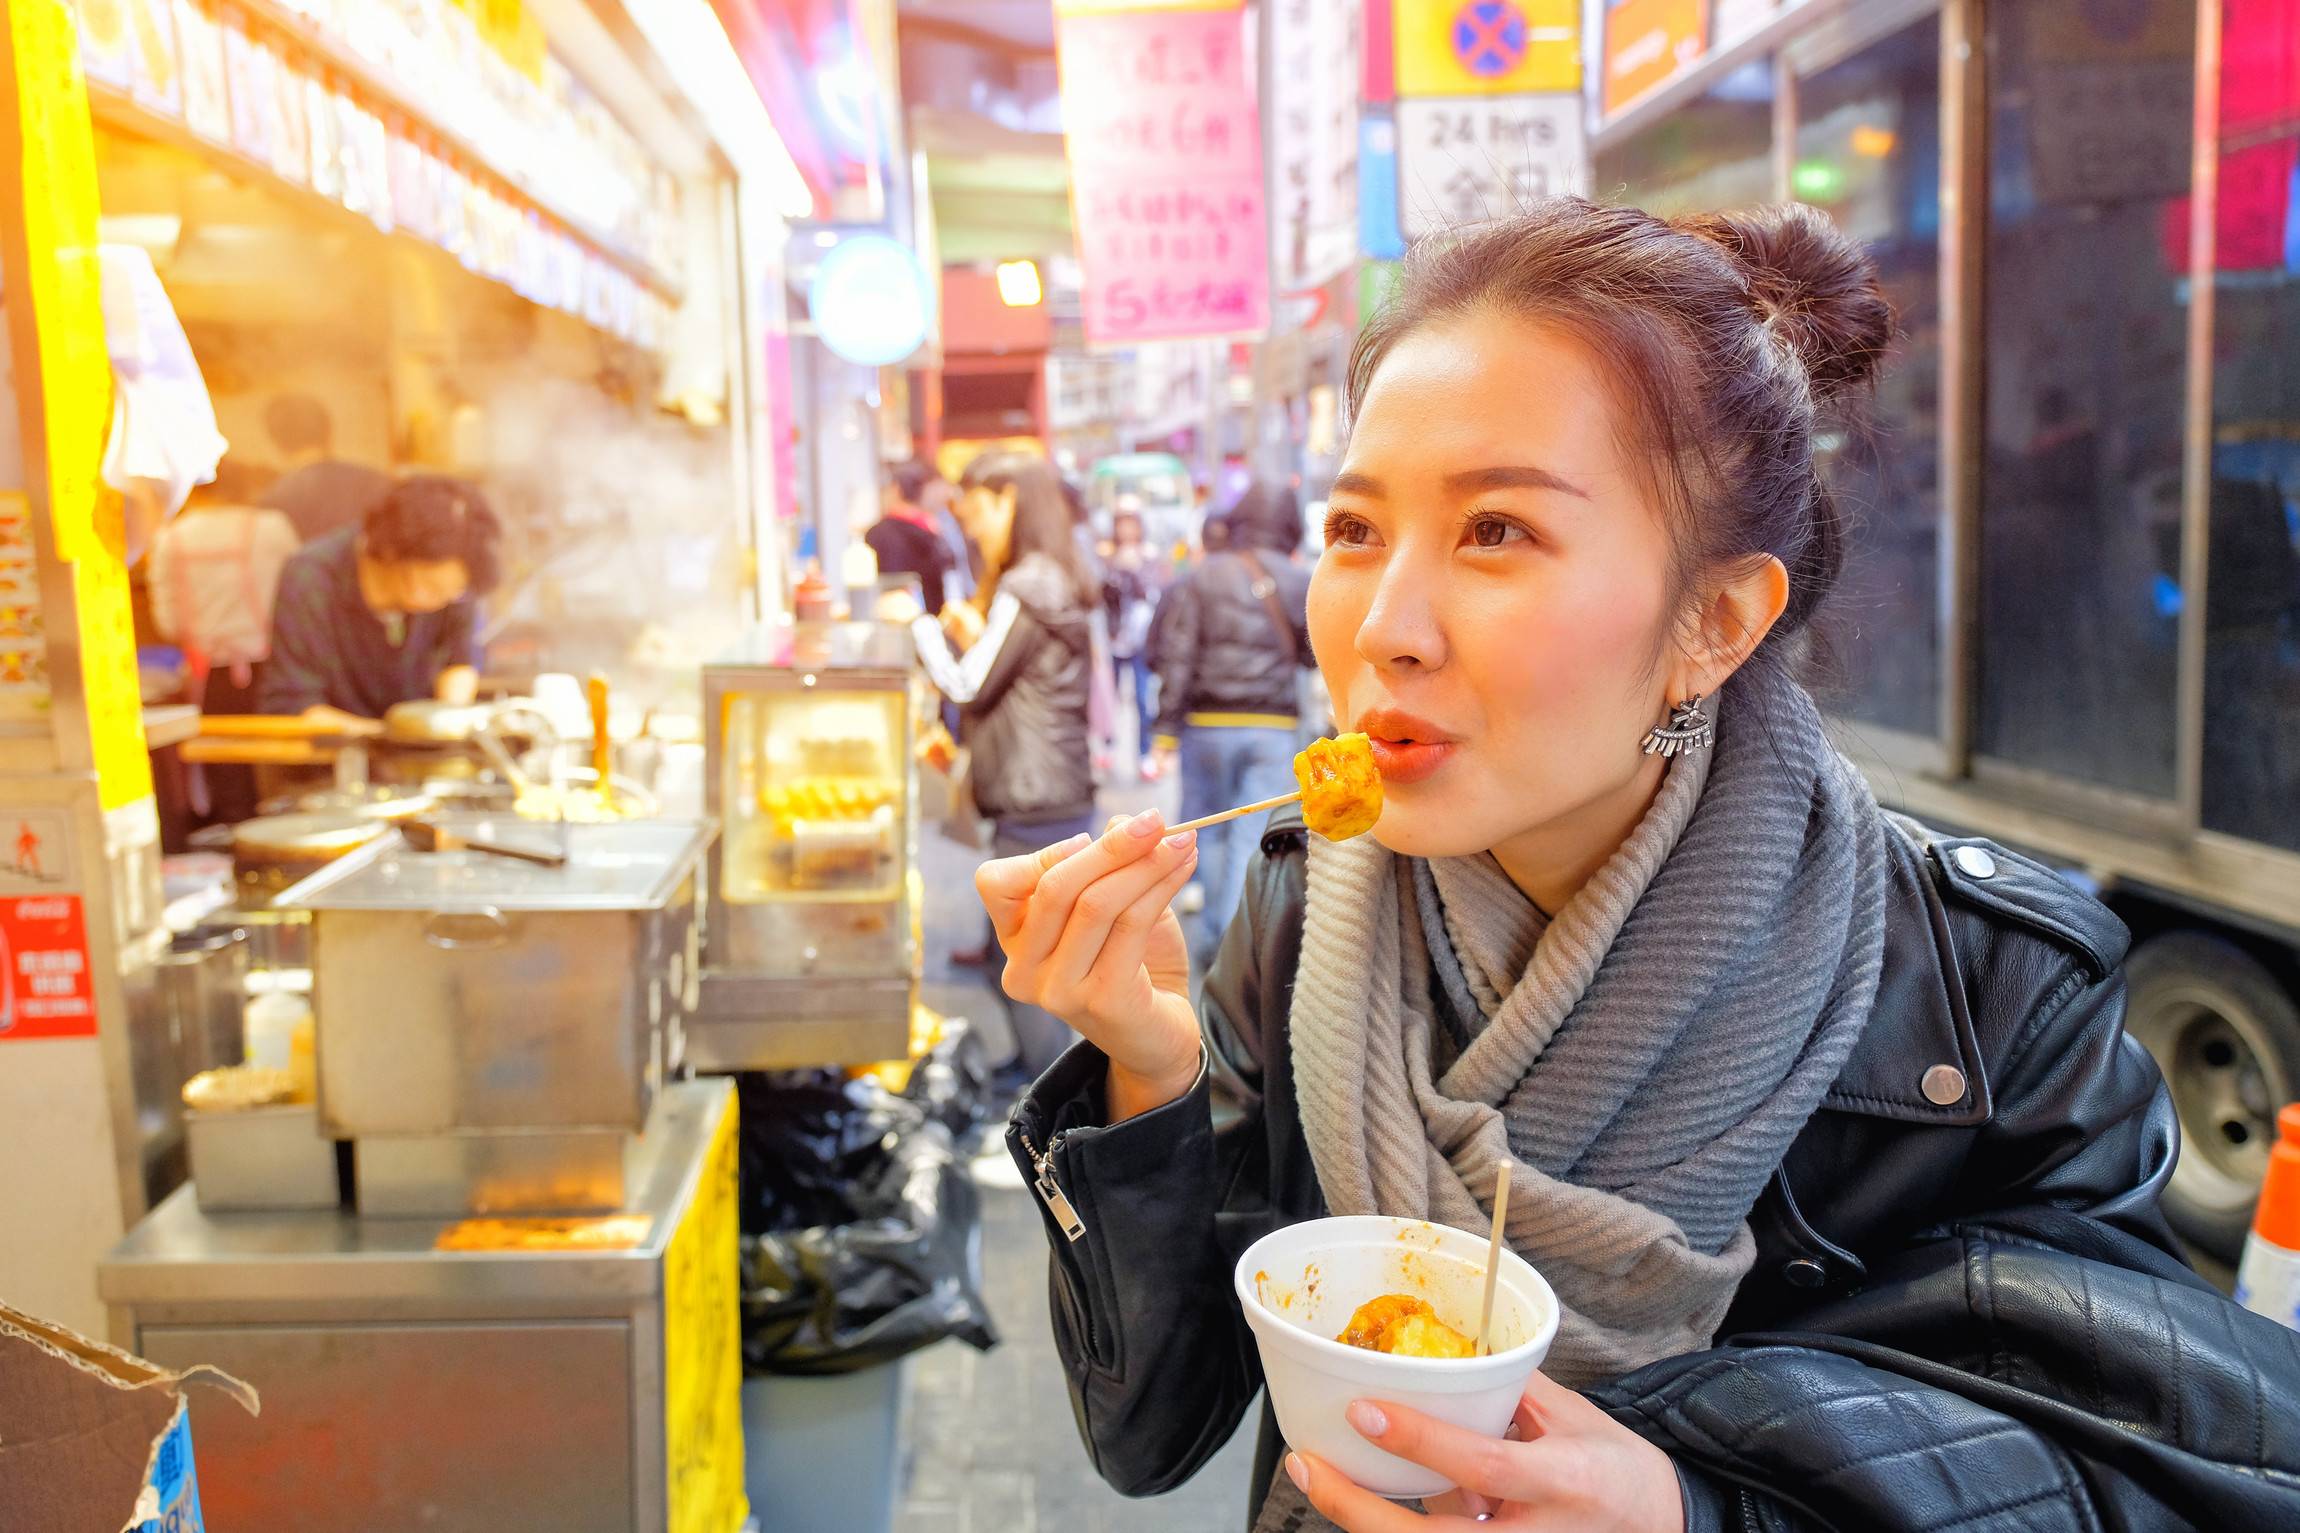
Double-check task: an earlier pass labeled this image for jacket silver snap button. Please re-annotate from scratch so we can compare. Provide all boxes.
[1783,1258,1827,1289]
[1922,1064,1968,1105]
[1952,845,1997,879]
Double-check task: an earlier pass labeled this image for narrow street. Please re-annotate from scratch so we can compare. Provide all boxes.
[898,766,1263,1532]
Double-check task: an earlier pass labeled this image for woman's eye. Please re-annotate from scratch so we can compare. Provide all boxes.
[1325,514,1375,548]
[1465,515,1530,550]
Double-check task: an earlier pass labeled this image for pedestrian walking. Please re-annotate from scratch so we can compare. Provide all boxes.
[1148,481,1313,967]
[908,451,1097,1080]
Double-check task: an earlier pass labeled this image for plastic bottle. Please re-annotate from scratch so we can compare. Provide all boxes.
[2234,1102,2300,1332]
[243,989,312,1074]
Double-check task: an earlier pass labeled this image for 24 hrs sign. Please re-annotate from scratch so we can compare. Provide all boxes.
[1396,94,1585,238]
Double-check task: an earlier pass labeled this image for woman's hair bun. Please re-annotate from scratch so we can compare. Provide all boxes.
[1677,203,1892,402]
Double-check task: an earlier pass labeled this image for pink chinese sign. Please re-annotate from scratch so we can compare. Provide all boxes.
[1056,4,1272,345]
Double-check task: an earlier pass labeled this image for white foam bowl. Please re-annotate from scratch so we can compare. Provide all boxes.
[1234,1215,1558,1499]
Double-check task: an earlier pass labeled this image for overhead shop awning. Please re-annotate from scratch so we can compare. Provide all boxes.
[912,105,1071,265]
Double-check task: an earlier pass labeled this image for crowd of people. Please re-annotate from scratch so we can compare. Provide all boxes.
[878,450,1321,1073]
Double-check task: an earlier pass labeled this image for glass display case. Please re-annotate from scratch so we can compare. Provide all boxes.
[694,623,922,1068]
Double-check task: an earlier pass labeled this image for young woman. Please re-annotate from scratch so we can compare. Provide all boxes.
[976,200,2300,1532]
[913,451,1098,1077]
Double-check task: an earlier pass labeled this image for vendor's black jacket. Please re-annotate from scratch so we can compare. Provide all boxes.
[1150,550,1313,743]
[1005,806,2300,1530]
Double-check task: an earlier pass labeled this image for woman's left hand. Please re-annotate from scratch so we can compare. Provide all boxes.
[1286,1371,1686,1533]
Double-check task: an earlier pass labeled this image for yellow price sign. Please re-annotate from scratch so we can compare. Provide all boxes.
[663,1092,748,1533]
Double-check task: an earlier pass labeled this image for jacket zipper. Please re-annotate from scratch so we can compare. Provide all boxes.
[1019,1128,1087,1242]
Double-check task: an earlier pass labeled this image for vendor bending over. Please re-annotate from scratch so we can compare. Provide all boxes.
[262,475,501,729]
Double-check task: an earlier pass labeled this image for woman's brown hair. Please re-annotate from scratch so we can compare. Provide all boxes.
[1346,197,1893,681]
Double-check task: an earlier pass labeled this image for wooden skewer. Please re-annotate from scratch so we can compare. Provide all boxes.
[1169,790,1302,835]
[1478,1163,1512,1357]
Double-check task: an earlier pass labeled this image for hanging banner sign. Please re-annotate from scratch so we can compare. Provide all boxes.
[1602,0,1707,116]
[1056,4,1272,344]
[1268,0,1362,293]
[1397,93,1585,237]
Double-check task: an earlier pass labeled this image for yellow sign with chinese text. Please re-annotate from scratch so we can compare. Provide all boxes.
[663,1091,747,1533]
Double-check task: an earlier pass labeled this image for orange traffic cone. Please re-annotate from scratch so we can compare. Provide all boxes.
[2235,1103,2300,1330]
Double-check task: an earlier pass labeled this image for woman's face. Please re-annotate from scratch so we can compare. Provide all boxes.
[958,483,1017,567]
[1309,311,1689,864]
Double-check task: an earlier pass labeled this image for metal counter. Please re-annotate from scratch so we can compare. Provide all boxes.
[99,1078,743,1533]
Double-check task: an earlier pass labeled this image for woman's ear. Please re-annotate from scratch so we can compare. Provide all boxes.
[1672,554,1789,699]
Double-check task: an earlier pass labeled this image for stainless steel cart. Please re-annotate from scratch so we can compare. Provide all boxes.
[99,1079,745,1533]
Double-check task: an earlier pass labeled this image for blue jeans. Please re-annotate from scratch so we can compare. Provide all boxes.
[1179,726,1297,966]
[1117,651,1156,757]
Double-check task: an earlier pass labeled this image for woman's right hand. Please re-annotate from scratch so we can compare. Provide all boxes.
[976,811,1203,1120]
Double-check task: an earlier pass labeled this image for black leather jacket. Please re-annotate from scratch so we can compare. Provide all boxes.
[1005,806,2300,1530]
[1150,550,1313,743]
[937,552,1095,827]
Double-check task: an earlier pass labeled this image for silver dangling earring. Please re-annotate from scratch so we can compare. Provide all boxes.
[1642,694,1713,758]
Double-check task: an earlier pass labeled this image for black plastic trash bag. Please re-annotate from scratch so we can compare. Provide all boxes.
[736,1065,999,1377]
[899,1019,997,1139]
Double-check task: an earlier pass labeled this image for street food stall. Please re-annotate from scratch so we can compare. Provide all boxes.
[100,813,743,1533]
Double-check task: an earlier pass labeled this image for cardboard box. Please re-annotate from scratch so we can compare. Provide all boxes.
[0,1302,255,1533]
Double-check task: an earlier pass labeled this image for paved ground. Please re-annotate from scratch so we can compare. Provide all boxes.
[894,754,1267,1532]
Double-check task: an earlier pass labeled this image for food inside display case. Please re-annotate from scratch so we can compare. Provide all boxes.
[723,691,907,902]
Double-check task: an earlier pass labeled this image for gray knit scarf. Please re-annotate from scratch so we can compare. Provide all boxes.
[1253,672,1885,1532]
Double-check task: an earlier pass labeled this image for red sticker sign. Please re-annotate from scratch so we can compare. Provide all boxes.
[0,895,95,1040]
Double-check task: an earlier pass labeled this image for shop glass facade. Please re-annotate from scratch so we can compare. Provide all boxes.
[1975,0,2195,798]
[1795,14,1943,739]
[2203,1,2300,851]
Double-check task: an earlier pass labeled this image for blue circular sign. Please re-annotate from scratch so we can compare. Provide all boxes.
[1452,1,1528,79]
[808,234,932,368]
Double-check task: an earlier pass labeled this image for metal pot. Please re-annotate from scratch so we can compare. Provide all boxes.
[231,812,390,900]
[275,817,714,1139]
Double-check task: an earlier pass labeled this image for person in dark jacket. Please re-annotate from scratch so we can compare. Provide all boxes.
[262,475,499,727]
[911,450,1096,1075]
[865,459,957,617]
[1150,480,1314,966]
[972,199,2300,1533]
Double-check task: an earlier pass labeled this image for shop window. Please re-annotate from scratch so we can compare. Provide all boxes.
[1794,15,1943,739]
[1593,62,1777,218]
[2203,0,2300,850]
[1976,0,2194,798]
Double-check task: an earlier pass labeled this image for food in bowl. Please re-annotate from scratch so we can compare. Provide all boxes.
[1235,1216,1558,1499]
[1336,1294,1478,1359]
[1294,733,1383,840]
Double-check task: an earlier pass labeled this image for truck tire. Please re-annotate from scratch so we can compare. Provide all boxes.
[2124,931,2300,1262]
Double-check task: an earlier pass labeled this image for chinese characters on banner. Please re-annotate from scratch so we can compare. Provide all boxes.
[0,895,97,1041]
[1268,0,1362,291]
[1055,2,1271,345]
[1390,0,1585,238]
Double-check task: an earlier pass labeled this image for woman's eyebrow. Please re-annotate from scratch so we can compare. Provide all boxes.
[1331,470,1384,499]
[1443,465,1591,499]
